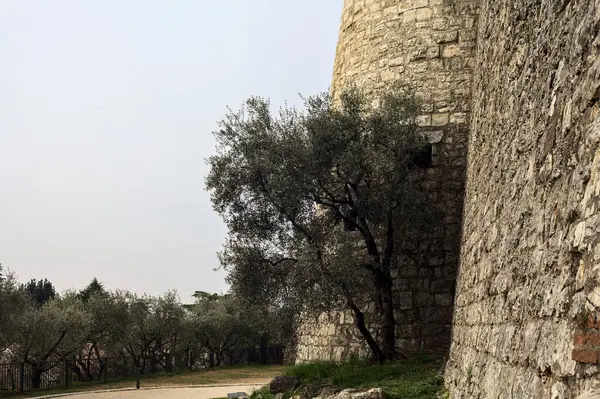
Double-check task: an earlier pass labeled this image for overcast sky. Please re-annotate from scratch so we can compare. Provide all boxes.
[0,0,343,300]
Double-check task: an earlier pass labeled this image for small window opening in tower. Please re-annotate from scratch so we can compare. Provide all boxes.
[413,144,433,168]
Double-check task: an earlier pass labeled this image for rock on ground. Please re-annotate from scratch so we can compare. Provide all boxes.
[314,388,385,399]
[269,376,300,394]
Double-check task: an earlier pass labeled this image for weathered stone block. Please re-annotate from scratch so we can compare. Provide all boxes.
[416,115,432,126]
[432,17,448,31]
[432,113,449,126]
[435,101,454,113]
[447,57,465,70]
[450,112,467,124]
[420,306,452,323]
[459,29,477,42]
[383,5,398,16]
[435,293,453,306]
[402,9,417,23]
[433,31,459,44]
[398,324,421,337]
[399,292,413,310]
[416,7,433,21]
[442,44,460,58]
[421,102,434,113]
[425,130,444,143]
[411,61,429,73]
[427,46,440,59]
[414,292,435,306]
[572,349,599,364]
[269,376,299,394]
[398,0,412,14]
[380,70,396,81]
[431,280,453,292]
[328,388,385,399]
[409,47,429,61]
[412,0,429,8]
[388,56,404,67]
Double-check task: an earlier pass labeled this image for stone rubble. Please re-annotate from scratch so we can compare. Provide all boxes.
[312,388,385,399]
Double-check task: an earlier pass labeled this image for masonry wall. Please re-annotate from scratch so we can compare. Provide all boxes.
[294,0,479,363]
[445,0,600,397]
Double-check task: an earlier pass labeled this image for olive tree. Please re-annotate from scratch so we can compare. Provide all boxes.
[187,294,257,368]
[103,290,186,373]
[207,85,428,362]
[146,291,185,371]
[0,265,29,359]
[10,293,91,388]
[0,268,282,376]
[75,289,118,379]
[106,291,156,371]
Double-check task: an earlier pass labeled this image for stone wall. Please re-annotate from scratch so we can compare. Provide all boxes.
[445,0,600,397]
[295,310,372,362]
[294,0,479,363]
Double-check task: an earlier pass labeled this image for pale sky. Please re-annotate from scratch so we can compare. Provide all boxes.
[0,0,343,300]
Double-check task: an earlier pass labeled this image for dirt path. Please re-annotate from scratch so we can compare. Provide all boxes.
[32,382,269,399]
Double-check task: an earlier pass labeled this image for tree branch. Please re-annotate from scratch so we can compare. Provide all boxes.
[311,192,366,235]
[381,210,395,274]
[42,330,67,362]
[267,257,298,266]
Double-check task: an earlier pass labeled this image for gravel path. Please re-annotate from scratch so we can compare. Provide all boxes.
[33,383,267,399]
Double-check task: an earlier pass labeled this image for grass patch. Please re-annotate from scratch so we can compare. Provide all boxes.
[252,355,443,399]
[139,364,289,386]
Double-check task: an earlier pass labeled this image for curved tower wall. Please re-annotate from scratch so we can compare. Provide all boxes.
[294,0,479,363]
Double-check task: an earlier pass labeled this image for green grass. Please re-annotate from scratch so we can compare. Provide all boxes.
[251,355,444,399]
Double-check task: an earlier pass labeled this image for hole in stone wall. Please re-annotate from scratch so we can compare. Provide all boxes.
[412,144,433,168]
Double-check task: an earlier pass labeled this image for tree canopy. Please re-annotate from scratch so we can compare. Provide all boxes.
[0,270,289,382]
[78,278,107,303]
[207,85,430,362]
[21,278,56,306]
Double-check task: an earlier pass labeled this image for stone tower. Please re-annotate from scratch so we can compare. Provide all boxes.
[294,0,479,362]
